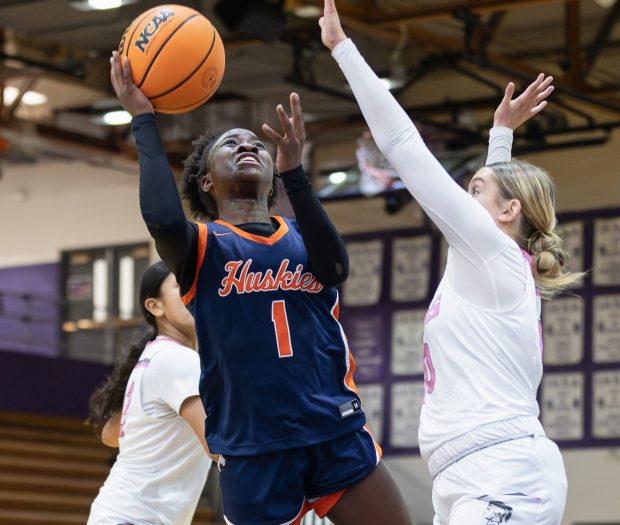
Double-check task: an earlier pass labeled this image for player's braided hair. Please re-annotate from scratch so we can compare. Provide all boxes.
[181,130,279,221]
[87,261,170,437]
[488,160,584,297]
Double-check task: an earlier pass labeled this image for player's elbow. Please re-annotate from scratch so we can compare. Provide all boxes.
[333,260,350,287]
[101,417,120,448]
[380,125,420,158]
[319,260,349,288]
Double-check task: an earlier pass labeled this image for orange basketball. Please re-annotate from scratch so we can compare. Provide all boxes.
[118,4,225,114]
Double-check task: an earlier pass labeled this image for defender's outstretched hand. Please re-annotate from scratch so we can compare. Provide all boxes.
[110,51,154,117]
[319,0,348,51]
[262,92,306,174]
[494,74,554,130]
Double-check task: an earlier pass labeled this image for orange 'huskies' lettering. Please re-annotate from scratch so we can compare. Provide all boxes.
[134,10,175,53]
[218,259,323,297]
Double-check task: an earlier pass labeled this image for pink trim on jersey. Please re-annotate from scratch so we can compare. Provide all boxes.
[119,381,135,438]
[520,248,534,268]
[425,294,441,325]
[119,336,182,438]
[422,343,436,403]
[134,358,150,369]
[520,249,544,356]
[145,335,185,347]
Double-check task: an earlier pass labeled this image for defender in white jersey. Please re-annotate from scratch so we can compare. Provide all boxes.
[87,262,213,525]
[321,2,583,524]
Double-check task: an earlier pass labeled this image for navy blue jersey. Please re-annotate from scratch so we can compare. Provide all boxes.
[182,216,365,455]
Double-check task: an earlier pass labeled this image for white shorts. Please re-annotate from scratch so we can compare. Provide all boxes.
[432,435,567,525]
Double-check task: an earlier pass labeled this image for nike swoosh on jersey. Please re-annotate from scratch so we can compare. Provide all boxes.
[213,232,232,237]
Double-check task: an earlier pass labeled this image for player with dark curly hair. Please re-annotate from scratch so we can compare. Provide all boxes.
[110,50,411,525]
[181,130,279,222]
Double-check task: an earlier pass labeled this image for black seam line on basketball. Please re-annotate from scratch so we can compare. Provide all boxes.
[156,78,222,112]
[124,10,153,58]
[150,27,217,101]
[157,85,218,111]
[137,13,199,89]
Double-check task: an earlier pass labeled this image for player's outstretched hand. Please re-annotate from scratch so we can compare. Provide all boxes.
[262,92,306,174]
[110,51,154,117]
[319,0,348,51]
[494,73,554,130]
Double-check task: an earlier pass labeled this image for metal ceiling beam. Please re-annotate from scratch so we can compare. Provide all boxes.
[503,38,620,59]
[450,62,505,95]
[564,1,582,84]
[2,126,138,174]
[0,65,40,82]
[305,95,511,137]
[584,0,620,77]
[477,10,506,55]
[0,51,84,78]
[449,61,595,124]
[375,0,566,26]
[306,93,620,142]
[341,13,466,52]
[306,95,615,136]
[464,54,620,114]
[339,11,620,115]
[5,73,39,120]
[0,0,46,7]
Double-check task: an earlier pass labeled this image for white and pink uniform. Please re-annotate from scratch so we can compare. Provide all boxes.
[333,38,567,525]
[88,336,211,525]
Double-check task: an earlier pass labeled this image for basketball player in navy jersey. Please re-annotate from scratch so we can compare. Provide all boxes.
[110,51,412,525]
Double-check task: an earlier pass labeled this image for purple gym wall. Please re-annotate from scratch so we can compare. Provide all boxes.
[340,206,620,454]
[0,262,60,356]
[0,350,111,419]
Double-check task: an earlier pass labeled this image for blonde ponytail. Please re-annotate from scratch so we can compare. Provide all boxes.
[488,160,584,298]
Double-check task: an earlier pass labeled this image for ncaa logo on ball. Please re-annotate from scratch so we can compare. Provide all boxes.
[134,9,175,53]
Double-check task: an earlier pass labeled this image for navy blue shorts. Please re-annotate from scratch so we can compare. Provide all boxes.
[218,426,381,525]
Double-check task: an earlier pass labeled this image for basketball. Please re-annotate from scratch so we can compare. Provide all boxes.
[118,4,225,114]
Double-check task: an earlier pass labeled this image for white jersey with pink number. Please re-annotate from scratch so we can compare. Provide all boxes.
[87,336,211,525]
[420,246,543,463]
[333,39,546,470]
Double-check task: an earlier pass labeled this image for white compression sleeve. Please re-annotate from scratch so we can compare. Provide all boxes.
[332,39,510,267]
[486,127,514,165]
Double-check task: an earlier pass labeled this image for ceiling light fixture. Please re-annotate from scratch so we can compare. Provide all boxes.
[285,0,323,18]
[70,0,138,11]
[89,0,122,8]
[328,171,348,184]
[98,110,132,126]
[593,0,616,7]
[2,86,48,106]
[292,5,322,18]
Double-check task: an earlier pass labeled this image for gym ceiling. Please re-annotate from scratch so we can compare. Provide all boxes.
[0,0,618,167]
